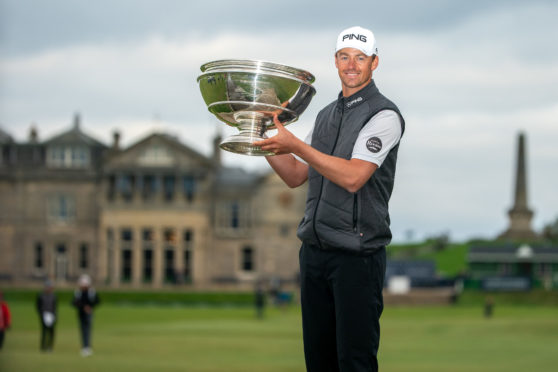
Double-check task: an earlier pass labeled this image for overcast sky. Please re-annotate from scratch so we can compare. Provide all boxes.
[1,0,557,242]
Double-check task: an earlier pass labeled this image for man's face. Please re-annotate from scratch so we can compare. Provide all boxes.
[335,47,378,96]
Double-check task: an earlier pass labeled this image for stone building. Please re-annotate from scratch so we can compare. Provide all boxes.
[0,115,306,289]
[468,244,558,290]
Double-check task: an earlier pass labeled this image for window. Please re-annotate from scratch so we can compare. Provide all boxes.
[121,228,133,242]
[164,249,175,284]
[142,175,158,200]
[164,228,177,245]
[184,249,192,282]
[182,176,196,202]
[121,249,132,283]
[47,194,76,223]
[231,202,240,229]
[143,249,153,283]
[54,244,68,281]
[117,175,134,202]
[183,229,193,282]
[241,246,254,272]
[79,243,88,269]
[142,228,154,242]
[216,200,251,233]
[34,242,44,269]
[163,175,175,201]
[183,229,193,250]
[138,144,173,166]
[47,145,90,168]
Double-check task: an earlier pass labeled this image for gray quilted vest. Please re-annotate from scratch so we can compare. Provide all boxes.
[296,80,405,253]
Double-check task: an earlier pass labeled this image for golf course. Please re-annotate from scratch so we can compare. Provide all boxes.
[1,295,557,372]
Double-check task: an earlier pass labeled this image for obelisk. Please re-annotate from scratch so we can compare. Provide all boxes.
[499,132,537,240]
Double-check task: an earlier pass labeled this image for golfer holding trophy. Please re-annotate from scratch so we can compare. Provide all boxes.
[198,25,404,372]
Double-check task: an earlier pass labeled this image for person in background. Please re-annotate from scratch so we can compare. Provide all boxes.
[0,291,12,351]
[254,280,266,319]
[37,279,58,352]
[72,274,100,357]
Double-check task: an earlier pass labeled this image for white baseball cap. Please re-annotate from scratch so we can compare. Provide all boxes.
[335,26,378,57]
[78,274,91,287]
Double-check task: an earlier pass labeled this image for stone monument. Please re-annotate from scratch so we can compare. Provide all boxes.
[499,132,538,240]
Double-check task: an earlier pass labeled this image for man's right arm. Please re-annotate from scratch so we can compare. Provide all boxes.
[265,153,308,188]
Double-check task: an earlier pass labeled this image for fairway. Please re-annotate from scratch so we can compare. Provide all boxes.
[1,301,557,372]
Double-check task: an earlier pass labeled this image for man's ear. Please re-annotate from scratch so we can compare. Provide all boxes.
[371,55,379,72]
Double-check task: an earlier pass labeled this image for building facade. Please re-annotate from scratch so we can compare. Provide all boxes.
[468,244,558,290]
[0,116,307,289]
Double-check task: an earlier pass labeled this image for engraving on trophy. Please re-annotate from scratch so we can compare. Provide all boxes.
[197,60,316,156]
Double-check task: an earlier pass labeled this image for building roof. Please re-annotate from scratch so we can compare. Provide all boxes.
[0,126,14,144]
[468,244,558,263]
[44,114,105,148]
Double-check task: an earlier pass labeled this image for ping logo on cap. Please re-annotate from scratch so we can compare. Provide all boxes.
[336,26,377,57]
[342,34,367,43]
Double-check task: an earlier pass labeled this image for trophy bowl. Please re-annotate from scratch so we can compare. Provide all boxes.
[197,59,316,155]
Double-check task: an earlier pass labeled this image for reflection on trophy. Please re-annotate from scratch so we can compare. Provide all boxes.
[197,60,316,155]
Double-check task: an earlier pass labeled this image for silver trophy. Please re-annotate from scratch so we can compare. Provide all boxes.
[197,59,316,155]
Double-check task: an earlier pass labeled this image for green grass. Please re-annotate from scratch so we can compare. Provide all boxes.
[1,301,558,372]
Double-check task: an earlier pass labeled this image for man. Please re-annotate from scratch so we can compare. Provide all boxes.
[72,274,100,357]
[254,26,405,372]
[37,279,58,352]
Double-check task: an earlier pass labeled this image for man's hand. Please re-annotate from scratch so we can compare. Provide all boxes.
[253,115,301,155]
[253,114,309,188]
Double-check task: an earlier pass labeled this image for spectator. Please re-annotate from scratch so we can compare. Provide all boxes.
[0,291,11,350]
[37,280,58,352]
[72,274,100,357]
[254,281,266,319]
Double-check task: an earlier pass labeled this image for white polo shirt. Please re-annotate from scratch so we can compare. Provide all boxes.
[297,110,402,167]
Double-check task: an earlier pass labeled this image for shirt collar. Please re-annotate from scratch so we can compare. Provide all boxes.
[337,80,379,111]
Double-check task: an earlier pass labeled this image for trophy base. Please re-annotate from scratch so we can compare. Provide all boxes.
[219,112,275,156]
[219,134,275,156]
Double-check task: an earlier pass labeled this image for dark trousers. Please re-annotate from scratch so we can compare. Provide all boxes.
[0,330,4,350]
[40,324,55,351]
[299,243,386,372]
[78,313,93,348]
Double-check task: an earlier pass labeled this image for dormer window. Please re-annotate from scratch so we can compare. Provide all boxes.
[47,145,90,168]
[47,194,76,223]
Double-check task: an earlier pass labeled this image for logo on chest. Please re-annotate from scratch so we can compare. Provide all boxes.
[366,137,382,153]
[346,97,363,108]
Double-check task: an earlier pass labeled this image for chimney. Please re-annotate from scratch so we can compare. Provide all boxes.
[29,124,39,143]
[73,112,81,129]
[112,130,121,150]
[213,133,222,166]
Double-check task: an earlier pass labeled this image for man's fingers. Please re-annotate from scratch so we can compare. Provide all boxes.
[273,114,286,131]
[274,120,285,131]
[253,139,270,147]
